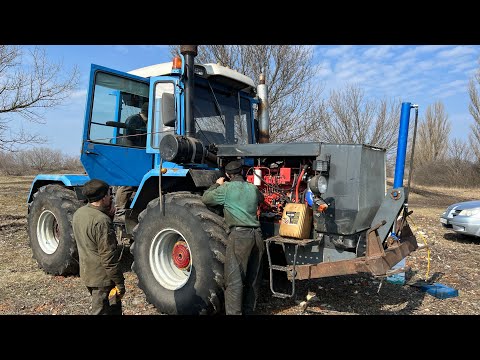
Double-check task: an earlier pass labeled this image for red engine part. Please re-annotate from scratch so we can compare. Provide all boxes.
[247,166,306,218]
[263,167,291,185]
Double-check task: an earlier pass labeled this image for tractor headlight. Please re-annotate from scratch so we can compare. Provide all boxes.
[309,175,328,195]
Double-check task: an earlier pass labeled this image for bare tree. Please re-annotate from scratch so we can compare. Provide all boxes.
[413,137,478,188]
[0,148,84,175]
[61,153,84,172]
[444,137,478,187]
[414,101,451,166]
[0,45,79,151]
[169,45,322,143]
[308,85,402,157]
[22,147,63,172]
[468,64,480,162]
[448,137,473,162]
[0,150,22,175]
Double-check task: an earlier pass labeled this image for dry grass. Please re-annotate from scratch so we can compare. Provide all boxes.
[0,176,158,315]
[1,176,479,315]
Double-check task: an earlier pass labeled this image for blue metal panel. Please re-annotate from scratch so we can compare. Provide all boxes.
[154,153,161,170]
[393,102,412,188]
[81,142,153,186]
[243,158,254,167]
[178,79,185,136]
[130,167,189,207]
[112,90,121,144]
[147,79,155,151]
[32,174,91,186]
[27,174,90,202]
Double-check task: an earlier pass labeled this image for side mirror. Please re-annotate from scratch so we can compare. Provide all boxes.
[162,93,176,127]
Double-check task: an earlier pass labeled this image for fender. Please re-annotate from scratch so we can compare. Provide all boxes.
[27,174,91,203]
[130,165,223,209]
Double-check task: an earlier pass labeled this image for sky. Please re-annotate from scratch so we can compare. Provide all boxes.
[8,45,480,156]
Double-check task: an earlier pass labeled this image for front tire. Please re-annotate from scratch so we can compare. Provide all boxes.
[132,192,228,315]
[27,185,83,275]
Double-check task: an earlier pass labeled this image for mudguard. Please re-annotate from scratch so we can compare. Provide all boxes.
[27,174,90,203]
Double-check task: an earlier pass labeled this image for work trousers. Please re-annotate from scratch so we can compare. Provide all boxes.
[224,227,264,315]
[115,186,136,216]
[87,286,122,315]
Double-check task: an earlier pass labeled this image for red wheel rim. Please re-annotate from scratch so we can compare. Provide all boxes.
[172,241,190,269]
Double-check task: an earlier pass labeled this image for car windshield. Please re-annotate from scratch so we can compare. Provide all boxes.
[193,81,252,146]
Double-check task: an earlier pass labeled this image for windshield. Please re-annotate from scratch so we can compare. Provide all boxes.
[193,81,252,146]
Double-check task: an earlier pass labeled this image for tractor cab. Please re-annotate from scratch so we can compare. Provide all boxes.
[80,60,258,187]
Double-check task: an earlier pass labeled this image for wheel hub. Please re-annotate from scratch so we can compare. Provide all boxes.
[172,241,191,269]
[149,228,192,290]
[54,220,60,240]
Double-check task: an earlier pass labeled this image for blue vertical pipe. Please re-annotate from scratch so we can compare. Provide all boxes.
[113,90,121,144]
[393,102,412,188]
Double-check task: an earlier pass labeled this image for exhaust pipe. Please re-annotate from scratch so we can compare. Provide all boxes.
[257,73,270,143]
[180,45,198,138]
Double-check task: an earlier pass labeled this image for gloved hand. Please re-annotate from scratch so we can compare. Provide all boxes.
[108,284,126,302]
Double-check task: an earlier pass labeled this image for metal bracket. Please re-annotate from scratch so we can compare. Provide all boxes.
[265,236,317,299]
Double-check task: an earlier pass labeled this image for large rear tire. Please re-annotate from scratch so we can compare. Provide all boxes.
[27,185,83,275]
[131,192,228,315]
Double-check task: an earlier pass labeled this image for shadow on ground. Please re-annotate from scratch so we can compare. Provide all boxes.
[443,232,480,244]
[119,245,134,273]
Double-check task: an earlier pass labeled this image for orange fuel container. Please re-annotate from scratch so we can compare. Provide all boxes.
[279,203,312,239]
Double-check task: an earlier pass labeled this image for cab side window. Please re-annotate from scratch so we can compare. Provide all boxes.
[89,72,149,147]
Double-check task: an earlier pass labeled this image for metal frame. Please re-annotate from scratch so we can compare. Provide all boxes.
[289,220,418,281]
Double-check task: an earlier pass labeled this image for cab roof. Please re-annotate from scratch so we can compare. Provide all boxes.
[128,62,255,93]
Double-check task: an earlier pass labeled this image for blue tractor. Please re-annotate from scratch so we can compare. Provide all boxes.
[27,46,419,314]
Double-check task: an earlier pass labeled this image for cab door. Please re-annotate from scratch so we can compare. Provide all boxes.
[80,64,153,186]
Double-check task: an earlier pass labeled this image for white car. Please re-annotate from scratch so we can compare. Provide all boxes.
[440,200,480,237]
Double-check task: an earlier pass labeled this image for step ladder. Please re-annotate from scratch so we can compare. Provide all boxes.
[265,236,318,299]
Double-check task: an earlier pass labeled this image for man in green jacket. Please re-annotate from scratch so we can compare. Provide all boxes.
[202,160,264,315]
[73,179,126,315]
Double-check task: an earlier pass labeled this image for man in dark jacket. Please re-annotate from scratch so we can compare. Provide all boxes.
[202,160,264,315]
[125,101,148,147]
[72,179,126,315]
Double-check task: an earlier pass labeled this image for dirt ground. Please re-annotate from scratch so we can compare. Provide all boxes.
[1,175,479,315]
